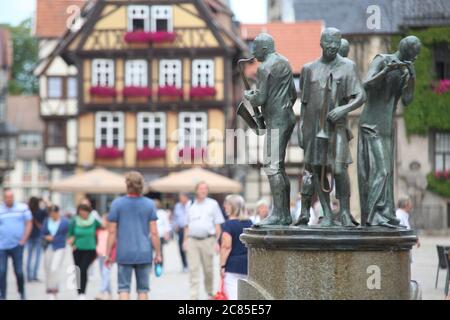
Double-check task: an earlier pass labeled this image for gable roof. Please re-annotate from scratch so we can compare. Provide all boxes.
[291,0,450,35]
[35,0,88,38]
[240,21,323,74]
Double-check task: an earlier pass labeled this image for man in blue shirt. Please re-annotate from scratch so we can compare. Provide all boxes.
[106,172,162,300]
[0,189,33,300]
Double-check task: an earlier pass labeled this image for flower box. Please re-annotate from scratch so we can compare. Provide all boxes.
[90,86,117,97]
[123,86,152,97]
[95,147,124,159]
[434,79,450,95]
[434,170,450,180]
[158,86,183,98]
[150,31,177,43]
[137,147,166,160]
[124,31,153,43]
[124,31,177,44]
[190,86,217,98]
[178,147,207,160]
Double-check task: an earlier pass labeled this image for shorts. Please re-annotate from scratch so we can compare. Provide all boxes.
[117,263,151,293]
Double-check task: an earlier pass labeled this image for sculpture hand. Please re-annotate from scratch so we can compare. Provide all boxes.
[327,107,347,123]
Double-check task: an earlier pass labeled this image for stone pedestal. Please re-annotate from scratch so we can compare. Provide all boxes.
[238,226,419,300]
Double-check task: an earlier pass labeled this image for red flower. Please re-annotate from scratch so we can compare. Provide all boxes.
[124,31,153,43]
[445,170,450,180]
[95,147,124,159]
[158,86,183,98]
[123,86,152,97]
[149,31,177,43]
[190,86,217,98]
[124,31,177,44]
[137,147,166,160]
[90,86,117,97]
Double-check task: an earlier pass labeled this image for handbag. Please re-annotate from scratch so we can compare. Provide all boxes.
[212,278,228,300]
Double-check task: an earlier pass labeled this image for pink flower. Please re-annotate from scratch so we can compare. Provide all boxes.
[123,86,152,97]
[178,147,207,160]
[434,79,450,95]
[95,147,124,159]
[190,86,217,98]
[137,147,166,160]
[90,86,117,97]
[158,86,183,98]
[124,31,153,43]
[149,31,177,43]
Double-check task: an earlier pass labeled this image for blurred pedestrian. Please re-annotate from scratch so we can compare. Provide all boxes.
[67,204,102,300]
[0,189,32,300]
[41,205,69,300]
[183,181,224,300]
[80,197,102,223]
[220,195,252,300]
[172,193,191,272]
[26,197,47,282]
[155,199,171,266]
[106,171,162,300]
[95,215,112,300]
[396,196,420,248]
[251,199,270,224]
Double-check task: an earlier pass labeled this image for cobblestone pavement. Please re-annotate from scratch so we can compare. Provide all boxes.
[4,235,450,300]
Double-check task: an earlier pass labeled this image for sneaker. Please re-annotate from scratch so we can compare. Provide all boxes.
[78,294,87,300]
[182,267,189,273]
[48,294,56,300]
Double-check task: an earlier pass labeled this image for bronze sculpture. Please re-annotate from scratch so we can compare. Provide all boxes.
[240,33,297,226]
[339,38,350,58]
[295,27,366,227]
[358,36,421,228]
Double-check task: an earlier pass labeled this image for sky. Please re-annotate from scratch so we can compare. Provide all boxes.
[0,0,267,27]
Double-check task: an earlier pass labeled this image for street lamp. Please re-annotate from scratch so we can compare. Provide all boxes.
[0,121,18,185]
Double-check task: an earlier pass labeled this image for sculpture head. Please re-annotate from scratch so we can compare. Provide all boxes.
[339,38,350,58]
[320,27,342,61]
[252,33,275,62]
[398,36,421,62]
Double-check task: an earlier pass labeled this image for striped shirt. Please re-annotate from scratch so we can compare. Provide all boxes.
[0,202,32,250]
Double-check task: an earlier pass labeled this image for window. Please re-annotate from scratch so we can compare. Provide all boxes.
[95,112,124,149]
[159,59,182,88]
[192,59,214,87]
[46,121,66,147]
[0,95,5,121]
[435,45,450,80]
[151,6,173,32]
[48,77,63,98]
[38,160,48,177]
[128,5,150,32]
[92,59,115,87]
[435,132,450,171]
[23,160,32,177]
[19,133,42,149]
[125,60,148,87]
[137,113,166,149]
[67,77,78,98]
[179,112,207,148]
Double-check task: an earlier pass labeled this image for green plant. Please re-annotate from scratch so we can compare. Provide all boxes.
[427,172,450,198]
[392,27,450,135]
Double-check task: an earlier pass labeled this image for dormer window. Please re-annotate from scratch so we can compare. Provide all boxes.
[128,6,150,32]
[151,6,173,32]
[192,59,214,87]
[92,59,114,87]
